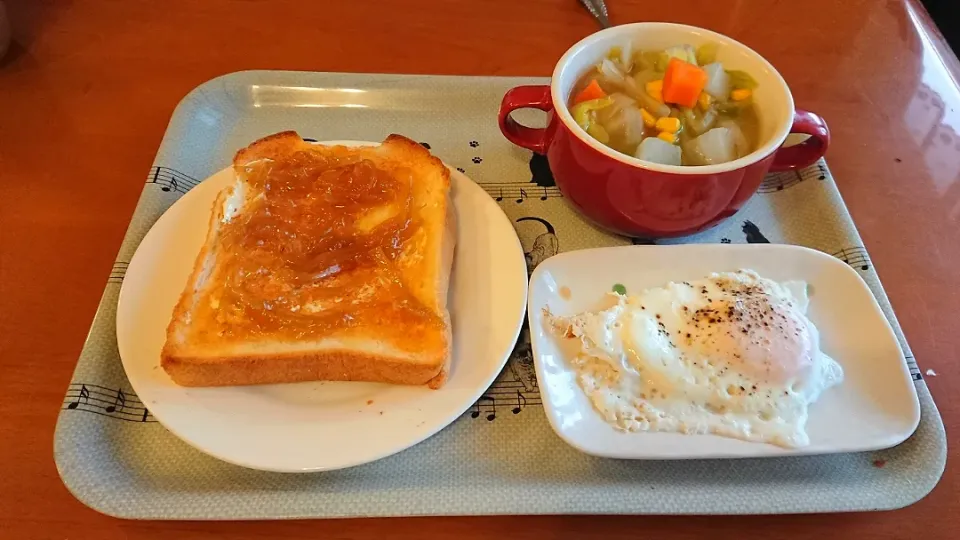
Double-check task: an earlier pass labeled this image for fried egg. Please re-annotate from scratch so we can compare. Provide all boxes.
[545,270,843,448]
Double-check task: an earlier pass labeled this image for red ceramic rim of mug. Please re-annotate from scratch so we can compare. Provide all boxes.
[502,22,829,173]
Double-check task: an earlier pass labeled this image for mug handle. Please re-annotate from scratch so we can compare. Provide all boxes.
[770,110,831,172]
[498,85,554,153]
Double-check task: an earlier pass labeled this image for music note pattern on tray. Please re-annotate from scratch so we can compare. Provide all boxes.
[107,261,129,284]
[757,162,827,193]
[470,396,498,421]
[481,183,562,203]
[832,246,871,271]
[468,365,543,421]
[146,166,201,195]
[62,383,157,423]
[905,355,923,381]
[758,170,802,193]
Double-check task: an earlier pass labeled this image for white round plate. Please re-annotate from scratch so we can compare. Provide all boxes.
[116,141,528,472]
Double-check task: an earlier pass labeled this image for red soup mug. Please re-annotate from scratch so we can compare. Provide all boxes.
[498,23,829,238]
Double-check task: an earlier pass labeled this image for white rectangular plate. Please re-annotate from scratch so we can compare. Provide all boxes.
[529,244,921,459]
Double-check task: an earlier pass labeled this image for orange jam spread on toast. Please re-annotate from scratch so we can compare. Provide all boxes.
[206,146,442,340]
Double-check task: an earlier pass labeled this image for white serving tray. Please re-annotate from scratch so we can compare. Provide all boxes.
[52,71,945,519]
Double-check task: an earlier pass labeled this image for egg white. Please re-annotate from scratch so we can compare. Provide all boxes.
[546,270,843,448]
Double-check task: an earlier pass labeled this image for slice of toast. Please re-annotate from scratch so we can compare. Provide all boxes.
[161,132,455,388]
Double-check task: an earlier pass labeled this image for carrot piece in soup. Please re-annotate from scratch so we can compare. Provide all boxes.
[663,58,708,108]
[573,79,607,104]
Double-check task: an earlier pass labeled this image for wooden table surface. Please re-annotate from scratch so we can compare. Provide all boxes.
[1,0,956,538]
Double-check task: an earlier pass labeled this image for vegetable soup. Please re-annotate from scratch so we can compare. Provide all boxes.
[569,42,761,166]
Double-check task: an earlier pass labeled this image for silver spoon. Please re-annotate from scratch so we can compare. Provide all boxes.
[578,0,611,29]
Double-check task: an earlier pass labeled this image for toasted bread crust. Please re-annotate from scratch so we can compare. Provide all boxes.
[380,134,450,185]
[161,186,230,363]
[161,132,455,388]
[232,130,302,166]
[161,348,443,387]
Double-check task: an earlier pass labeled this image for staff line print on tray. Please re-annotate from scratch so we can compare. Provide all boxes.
[470,376,543,421]
[757,161,827,193]
[146,166,201,195]
[484,183,562,202]
[476,151,562,202]
[62,383,157,423]
[905,355,923,381]
[831,246,871,271]
[107,261,129,284]
[468,216,557,420]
